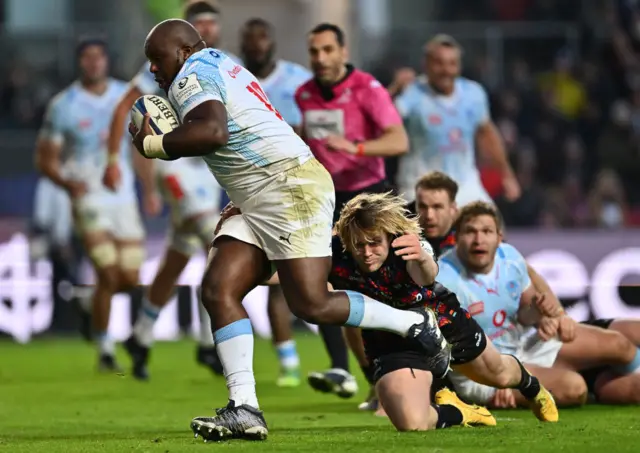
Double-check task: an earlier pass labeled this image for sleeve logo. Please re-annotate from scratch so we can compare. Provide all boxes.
[172,73,204,105]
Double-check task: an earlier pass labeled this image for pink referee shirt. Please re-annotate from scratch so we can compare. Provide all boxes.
[295,68,402,192]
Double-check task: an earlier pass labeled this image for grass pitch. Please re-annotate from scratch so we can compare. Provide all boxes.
[1,335,639,452]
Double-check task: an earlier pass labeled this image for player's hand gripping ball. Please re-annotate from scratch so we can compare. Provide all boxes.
[129,95,180,161]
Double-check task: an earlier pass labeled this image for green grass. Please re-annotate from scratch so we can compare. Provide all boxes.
[1,335,639,452]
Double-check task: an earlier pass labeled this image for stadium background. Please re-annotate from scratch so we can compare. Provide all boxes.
[1,0,639,344]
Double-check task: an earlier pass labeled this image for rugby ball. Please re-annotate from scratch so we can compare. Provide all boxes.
[131,94,180,135]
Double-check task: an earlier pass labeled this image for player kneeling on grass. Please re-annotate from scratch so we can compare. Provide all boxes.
[216,192,490,430]
[436,202,640,408]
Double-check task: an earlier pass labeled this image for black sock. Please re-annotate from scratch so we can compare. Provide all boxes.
[511,355,541,400]
[319,324,349,372]
[432,404,463,429]
[360,363,375,385]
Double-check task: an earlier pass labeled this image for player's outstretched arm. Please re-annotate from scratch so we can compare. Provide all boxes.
[162,101,229,156]
[526,264,564,317]
[107,86,143,165]
[516,284,544,326]
[393,234,438,286]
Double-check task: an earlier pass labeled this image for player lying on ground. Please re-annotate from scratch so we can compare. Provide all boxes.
[352,171,559,412]
[104,0,226,381]
[130,19,449,442]
[217,192,559,428]
[36,39,150,372]
[437,202,640,408]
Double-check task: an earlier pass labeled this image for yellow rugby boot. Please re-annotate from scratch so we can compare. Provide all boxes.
[530,385,559,422]
[435,388,497,427]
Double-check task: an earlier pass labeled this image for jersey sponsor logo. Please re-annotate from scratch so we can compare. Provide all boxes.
[173,74,204,105]
[468,301,484,316]
[448,127,462,142]
[79,119,92,129]
[303,109,345,140]
[428,114,441,125]
[228,65,242,79]
[507,280,520,300]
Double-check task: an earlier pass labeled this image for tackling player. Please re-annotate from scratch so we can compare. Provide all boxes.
[239,17,312,388]
[131,19,449,442]
[438,202,640,408]
[104,1,230,380]
[296,23,409,399]
[35,39,150,371]
[394,34,520,206]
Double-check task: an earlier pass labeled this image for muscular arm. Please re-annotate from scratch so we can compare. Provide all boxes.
[405,238,438,286]
[527,263,564,316]
[358,124,408,157]
[163,101,229,157]
[516,284,542,326]
[108,86,142,161]
[475,121,516,177]
[34,138,70,190]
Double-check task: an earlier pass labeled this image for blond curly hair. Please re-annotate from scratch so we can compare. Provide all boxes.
[335,191,421,252]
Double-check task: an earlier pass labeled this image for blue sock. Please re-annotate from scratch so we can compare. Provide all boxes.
[614,347,640,375]
[344,290,365,327]
[276,340,300,369]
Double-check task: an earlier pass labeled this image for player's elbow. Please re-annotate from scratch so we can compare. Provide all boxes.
[203,121,229,147]
[389,127,409,155]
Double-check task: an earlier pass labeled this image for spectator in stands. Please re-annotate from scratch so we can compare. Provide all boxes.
[589,169,628,228]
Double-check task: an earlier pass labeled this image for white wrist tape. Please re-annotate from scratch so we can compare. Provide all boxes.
[143,135,169,159]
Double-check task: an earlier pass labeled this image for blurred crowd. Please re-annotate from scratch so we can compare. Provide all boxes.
[3,0,640,229]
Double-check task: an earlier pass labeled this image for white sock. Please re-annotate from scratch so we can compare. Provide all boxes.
[133,297,161,347]
[214,318,259,409]
[342,290,423,336]
[197,299,215,347]
[97,331,115,355]
[275,340,300,370]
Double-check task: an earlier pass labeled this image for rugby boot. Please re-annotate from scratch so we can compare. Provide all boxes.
[197,345,224,376]
[435,388,497,427]
[307,368,358,398]
[529,385,559,422]
[191,400,268,441]
[124,335,150,381]
[276,367,301,388]
[407,307,451,378]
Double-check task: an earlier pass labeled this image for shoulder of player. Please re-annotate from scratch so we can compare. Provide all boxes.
[280,60,312,78]
[46,84,78,111]
[496,243,527,268]
[437,249,463,276]
[456,77,488,98]
[350,70,385,93]
[294,78,316,100]
[109,78,130,93]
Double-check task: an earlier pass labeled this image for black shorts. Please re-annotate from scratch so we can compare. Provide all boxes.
[333,180,392,223]
[365,303,487,382]
[578,318,615,394]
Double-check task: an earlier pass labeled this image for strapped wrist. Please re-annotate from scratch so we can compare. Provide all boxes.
[143,135,169,159]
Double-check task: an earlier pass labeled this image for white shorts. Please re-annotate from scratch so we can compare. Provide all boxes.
[215,158,335,261]
[73,193,145,241]
[169,212,220,257]
[448,335,563,405]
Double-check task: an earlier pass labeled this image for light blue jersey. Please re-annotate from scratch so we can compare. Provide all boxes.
[259,60,311,127]
[395,76,491,204]
[39,79,136,203]
[437,243,532,355]
[167,48,312,205]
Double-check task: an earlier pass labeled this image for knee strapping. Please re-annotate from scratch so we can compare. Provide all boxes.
[89,242,118,268]
[119,245,145,270]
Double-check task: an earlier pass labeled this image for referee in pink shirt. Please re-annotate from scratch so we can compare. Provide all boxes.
[295,23,408,405]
